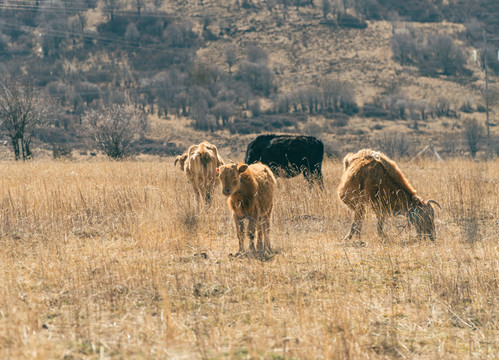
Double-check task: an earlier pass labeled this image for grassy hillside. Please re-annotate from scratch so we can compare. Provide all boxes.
[0,158,497,358]
[0,0,497,159]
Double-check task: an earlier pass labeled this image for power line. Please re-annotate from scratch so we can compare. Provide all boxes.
[0,2,174,18]
[0,20,195,53]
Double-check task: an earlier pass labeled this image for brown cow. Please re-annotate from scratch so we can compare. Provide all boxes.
[174,141,224,204]
[338,149,440,241]
[217,162,277,254]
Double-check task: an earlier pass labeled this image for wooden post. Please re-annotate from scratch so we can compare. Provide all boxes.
[484,31,491,158]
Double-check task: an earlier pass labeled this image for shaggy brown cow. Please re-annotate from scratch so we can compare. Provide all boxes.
[174,141,224,204]
[338,149,440,241]
[217,162,277,254]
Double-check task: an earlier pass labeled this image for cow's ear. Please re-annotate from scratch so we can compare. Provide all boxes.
[238,164,248,173]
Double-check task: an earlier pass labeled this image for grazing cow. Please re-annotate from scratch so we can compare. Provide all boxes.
[217,162,277,254]
[338,149,440,241]
[244,134,324,187]
[174,141,224,204]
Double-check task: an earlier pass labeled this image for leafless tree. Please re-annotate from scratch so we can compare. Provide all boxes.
[153,0,164,8]
[0,79,53,160]
[425,34,467,76]
[391,32,419,66]
[463,118,484,158]
[225,44,237,74]
[103,0,122,22]
[322,0,331,19]
[135,0,145,15]
[373,132,412,158]
[82,104,147,159]
[246,44,268,65]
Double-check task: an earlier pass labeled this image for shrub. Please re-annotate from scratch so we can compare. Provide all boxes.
[462,118,484,158]
[424,34,468,76]
[82,104,148,159]
[52,143,73,160]
[391,32,419,66]
[163,21,198,48]
[434,97,452,117]
[249,100,261,118]
[362,102,389,118]
[373,132,412,158]
[328,113,349,127]
[384,94,410,120]
[236,62,276,96]
[337,13,367,29]
[460,97,475,113]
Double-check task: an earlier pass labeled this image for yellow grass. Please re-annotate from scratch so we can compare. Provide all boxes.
[0,158,497,359]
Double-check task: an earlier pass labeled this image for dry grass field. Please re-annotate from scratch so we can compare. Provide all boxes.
[0,158,497,359]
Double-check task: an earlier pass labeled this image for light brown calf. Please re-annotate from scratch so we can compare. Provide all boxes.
[174,141,224,204]
[217,162,276,254]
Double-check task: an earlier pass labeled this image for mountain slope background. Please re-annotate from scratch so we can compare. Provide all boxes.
[0,0,498,159]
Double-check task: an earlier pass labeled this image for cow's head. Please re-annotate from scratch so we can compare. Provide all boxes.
[217,163,248,196]
[174,153,188,171]
[408,199,441,241]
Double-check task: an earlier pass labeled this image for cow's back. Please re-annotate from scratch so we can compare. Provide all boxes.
[248,163,276,215]
[245,135,323,178]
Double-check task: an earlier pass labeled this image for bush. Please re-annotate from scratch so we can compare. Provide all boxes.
[384,94,410,120]
[392,29,469,77]
[249,100,261,118]
[337,13,368,29]
[163,21,198,48]
[391,32,420,66]
[462,118,484,158]
[236,62,276,96]
[82,104,148,159]
[131,138,182,156]
[362,102,389,118]
[52,143,73,160]
[373,132,412,158]
[460,97,475,113]
[328,113,349,127]
[230,114,300,134]
[136,11,171,38]
[424,34,468,76]
[434,97,453,117]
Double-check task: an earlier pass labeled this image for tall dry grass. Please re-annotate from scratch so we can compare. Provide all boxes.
[0,158,497,359]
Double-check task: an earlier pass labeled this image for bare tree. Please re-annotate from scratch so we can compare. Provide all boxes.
[424,34,467,76]
[0,79,53,161]
[153,0,164,8]
[83,104,147,159]
[463,118,484,158]
[135,0,145,15]
[391,32,419,66]
[103,0,121,23]
[322,0,331,19]
[224,44,237,74]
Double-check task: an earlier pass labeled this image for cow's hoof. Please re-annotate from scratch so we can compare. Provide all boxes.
[229,251,247,258]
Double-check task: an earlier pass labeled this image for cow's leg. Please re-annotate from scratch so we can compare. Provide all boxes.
[376,215,386,238]
[234,216,246,253]
[261,213,272,253]
[193,186,201,203]
[315,168,324,190]
[303,168,314,189]
[345,205,365,240]
[204,184,213,205]
[256,217,263,251]
[247,217,257,252]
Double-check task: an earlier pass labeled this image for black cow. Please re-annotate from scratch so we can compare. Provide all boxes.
[244,134,324,188]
